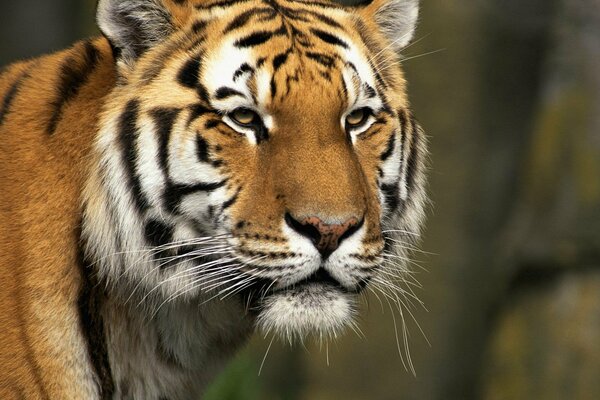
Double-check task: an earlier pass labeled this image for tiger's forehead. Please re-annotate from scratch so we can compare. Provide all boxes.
[192,0,379,109]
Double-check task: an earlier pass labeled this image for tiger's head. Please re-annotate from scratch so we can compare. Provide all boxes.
[84,0,426,341]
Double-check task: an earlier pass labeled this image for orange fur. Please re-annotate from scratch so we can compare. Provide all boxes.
[0,1,426,397]
[0,39,116,399]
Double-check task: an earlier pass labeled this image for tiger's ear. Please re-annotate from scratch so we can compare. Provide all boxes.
[356,0,420,51]
[96,0,178,66]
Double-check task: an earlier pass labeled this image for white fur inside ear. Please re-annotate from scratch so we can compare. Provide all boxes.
[97,0,173,63]
[375,0,420,50]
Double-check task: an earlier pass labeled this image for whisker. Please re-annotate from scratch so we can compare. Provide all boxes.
[258,335,276,376]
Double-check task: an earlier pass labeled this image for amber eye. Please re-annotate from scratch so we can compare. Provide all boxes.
[229,108,258,126]
[345,108,371,128]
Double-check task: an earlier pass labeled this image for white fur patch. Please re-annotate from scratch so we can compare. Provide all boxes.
[256,284,355,341]
[375,0,420,50]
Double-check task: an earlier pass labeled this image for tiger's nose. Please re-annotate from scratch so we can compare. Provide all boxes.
[285,213,364,259]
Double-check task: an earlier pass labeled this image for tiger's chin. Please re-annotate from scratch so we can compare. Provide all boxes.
[254,282,357,341]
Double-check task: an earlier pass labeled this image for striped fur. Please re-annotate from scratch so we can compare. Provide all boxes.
[0,1,427,398]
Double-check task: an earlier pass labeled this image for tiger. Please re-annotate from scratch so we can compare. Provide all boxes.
[0,0,427,398]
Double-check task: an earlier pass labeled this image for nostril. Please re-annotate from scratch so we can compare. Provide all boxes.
[285,213,322,247]
[338,217,364,244]
[285,212,364,259]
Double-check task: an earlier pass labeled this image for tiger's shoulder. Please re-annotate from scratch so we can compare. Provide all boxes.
[0,38,115,400]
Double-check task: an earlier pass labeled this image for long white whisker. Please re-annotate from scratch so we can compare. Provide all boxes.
[258,335,276,376]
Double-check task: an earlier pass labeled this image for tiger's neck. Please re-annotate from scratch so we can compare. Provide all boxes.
[100,293,252,399]
[80,255,252,399]
[80,178,253,398]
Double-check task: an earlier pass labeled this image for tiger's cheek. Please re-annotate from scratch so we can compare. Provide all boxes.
[201,128,277,231]
[354,129,396,228]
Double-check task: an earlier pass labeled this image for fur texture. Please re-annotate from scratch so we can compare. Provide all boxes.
[0,1,426,398]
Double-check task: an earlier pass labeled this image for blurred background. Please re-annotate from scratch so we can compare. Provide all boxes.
[2,0,599,399]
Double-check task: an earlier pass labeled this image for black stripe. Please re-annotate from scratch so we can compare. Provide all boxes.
[405,116,421,193]
[144,219,174,248]
[270,77,278,98]
[192,20,208,34]
[273,50,291,71]
[346,61,359,75]
[255,121,270,144]
[233,63,254,81]
[0,69,30,126]
[164,181,228,213]
[196,135,210,163]
[234,25,287,48]
[305,52,335,68]
[187,34,207,52]
[235,31,275,48]
[118,100,149,213]
[222,189,240,210]
[380,131,396,161]
[47,41,100,135]
[288,0,344,8]
[308,11,343,29]
[310,29,348,48]
[205,119,220,130]
[150,107,188,214]
[223,8,274,33]
[78,231,115,399]
[285,73,300,96]
[381,183,400,212]
[399,110,408,160]
[258,9,278,23]
[363,83,376,98]
[151,108,181,177]
[214,87,245,100]
[187,104,212,126]
[175,181,226,193]
[197,84,210,103]
[275,7,310,23]
[177,56,210,102]
[196,0,251,10]
[178,57,201,89]
[144,219,175,268]
[256,57,267,68]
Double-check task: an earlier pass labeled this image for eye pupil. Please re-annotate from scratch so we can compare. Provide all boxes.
[346,108,370,127]
[231,108,256,125]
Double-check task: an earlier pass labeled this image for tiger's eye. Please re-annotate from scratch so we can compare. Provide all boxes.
[346,108,369,127]
[230,108,256,126]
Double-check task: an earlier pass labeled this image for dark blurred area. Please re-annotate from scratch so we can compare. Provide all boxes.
[2,0,599,399]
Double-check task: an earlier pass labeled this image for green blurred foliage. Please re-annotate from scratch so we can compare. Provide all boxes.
[204,352,264,400]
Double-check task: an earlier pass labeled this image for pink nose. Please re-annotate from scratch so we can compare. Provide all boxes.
[285,213,363,258]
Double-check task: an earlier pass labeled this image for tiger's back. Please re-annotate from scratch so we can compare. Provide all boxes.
[0,39,116,398]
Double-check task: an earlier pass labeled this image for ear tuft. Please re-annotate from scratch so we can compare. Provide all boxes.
[97,0,174,65]
[369,0,420,50]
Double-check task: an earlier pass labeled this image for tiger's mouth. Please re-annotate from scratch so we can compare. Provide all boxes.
[271,268,350,294]
[244,266,368,301]
[243,268,366,340]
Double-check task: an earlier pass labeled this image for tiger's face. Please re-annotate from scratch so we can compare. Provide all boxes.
[88,0,426,340]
